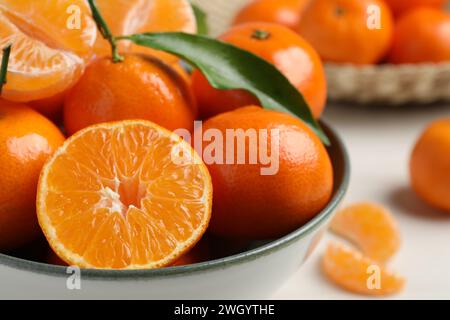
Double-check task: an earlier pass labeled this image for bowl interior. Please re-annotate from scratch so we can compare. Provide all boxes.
[0,121,350,279]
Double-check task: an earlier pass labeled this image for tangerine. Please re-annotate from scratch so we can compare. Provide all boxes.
[384,0,447,17]
[298,0,394,65]
[0,100,65,251]
[410,119,450,212]
[389,8,450,64]
[37,120,212,269]
[233,0,309,31]
[64,54,197,136]
[199,106,333,239]
[192,22,327,119]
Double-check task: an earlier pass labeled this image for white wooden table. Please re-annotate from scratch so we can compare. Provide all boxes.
[273,102,450,299]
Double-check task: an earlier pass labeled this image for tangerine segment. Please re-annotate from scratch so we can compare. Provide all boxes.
[0,0,96,57]
[330,203,401,263]
[0,0,97,102]
[95,0,196,62]
[37,121,212,270]
[323,242,405,296]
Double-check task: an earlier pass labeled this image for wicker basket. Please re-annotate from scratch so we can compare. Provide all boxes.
[193,0,450,105]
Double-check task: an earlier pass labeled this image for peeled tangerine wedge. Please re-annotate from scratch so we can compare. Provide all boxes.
[95,0,197,62]
[330,203,401,263]
[323,242,406,296]
[0,0,97,102]
[37,121,212,269]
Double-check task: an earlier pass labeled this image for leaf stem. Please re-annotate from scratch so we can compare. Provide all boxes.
[0,44,11,95]
[87,0,123,63]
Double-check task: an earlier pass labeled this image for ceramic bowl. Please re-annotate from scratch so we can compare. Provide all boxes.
[0,121,350,299]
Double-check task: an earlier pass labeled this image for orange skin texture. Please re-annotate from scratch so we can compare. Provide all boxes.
[233,0,309,30]
[199,106,333,239]
[410,119,450,212]
[384,0,447,17]
[64,54,197,136]
[298,0,394,65]
[0,101,65,251]
[389,8,450,64]
[191,22,327,119]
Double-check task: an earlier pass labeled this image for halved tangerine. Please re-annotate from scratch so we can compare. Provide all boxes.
[0,0,97,102]
[37,120,212,269]
[330,203,401,263]
[323,242,406,296]
[94,0,197,63]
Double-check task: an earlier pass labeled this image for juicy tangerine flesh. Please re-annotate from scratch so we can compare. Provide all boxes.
[330,203,401,263]
[323,242,406,296]
[37,121,212,269]
[0,0,97,102]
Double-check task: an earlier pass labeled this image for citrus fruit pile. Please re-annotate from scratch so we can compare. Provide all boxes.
[0,0,334,270]
[234,0,450,65]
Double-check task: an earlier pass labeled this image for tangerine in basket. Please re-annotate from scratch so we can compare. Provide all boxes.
[298,0,394,65]
[330,203,401,263]
[198,106,333,240]
[410,119,450,212]
[322,242,406,296]
[0,100,65,251]
[389,8,450,64]
[233,0,308,31]
[191,22,327,119]
[64,54,197,136]
[37,120,212,269]
[94,0,196,64]
[0,0,97,102]
[384,0,447,17]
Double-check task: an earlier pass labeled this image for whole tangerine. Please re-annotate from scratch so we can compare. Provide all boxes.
[64,54,197,136]
[233,0,309,31]
[389,8,450,64]
[297,0,394,65]
[410,119,450,212]
[0,100,65,251]
[191,22,327,119]
[199,106,334,239]
[384,0,447,17]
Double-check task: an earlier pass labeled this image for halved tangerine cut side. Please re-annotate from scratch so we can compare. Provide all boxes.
[95,0,197,63]
[0,0,97,102]
[330,203,401,263]
[37,120,212,269]
[322,242,405,296]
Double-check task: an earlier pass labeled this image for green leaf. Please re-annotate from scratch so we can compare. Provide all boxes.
[119,32,329,145]
[190,2,209,36]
